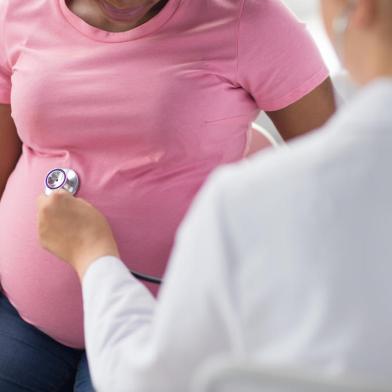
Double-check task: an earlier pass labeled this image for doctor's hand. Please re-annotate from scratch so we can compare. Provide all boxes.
[37,190,120,280]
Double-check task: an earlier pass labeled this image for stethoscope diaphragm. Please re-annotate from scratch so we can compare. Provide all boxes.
[45,168,79,196]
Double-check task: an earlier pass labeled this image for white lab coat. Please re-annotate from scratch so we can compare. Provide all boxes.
[82,78,392,392]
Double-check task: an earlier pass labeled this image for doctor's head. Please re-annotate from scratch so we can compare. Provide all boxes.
[320,0,392,84]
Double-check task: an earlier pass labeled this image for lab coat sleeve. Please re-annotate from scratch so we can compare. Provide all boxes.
[82,172,242,392]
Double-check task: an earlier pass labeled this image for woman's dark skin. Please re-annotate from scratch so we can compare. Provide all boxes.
[0,105,21,199]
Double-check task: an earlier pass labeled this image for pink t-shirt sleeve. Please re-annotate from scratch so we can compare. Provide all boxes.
[0,1,11,104]
[237,0,329,112]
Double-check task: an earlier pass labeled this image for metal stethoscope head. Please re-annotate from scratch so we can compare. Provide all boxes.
[45,168,80,196]
[44,168,163,285]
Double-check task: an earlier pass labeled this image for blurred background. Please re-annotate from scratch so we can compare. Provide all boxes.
[282,0,340,74]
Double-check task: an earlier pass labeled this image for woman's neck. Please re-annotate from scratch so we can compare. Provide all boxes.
[67,0,169,32]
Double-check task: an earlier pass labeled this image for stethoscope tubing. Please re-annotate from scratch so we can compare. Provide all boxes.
[130,270,163,285]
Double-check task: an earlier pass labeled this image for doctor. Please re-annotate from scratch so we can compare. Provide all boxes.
[38,0,392,390]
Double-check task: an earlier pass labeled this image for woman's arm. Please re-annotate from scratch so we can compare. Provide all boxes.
[266,78,336,141]
[237,0,336,145]
[0,104,21,199]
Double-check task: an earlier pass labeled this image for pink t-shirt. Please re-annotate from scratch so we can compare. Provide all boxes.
[0,0,328,348]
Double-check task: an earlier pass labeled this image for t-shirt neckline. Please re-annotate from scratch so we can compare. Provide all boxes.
[58,0,182,43]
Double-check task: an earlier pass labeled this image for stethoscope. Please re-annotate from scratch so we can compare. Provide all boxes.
[45,168,163,285]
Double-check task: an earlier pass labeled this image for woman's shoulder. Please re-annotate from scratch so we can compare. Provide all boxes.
[0,0,51,42]
[239,0,300,27]
[0,0,9,19]
[1,0,48,22]
[1,0,51,65]
[193,0,291,26]
[1,0,26,16]
[203,0,287,14]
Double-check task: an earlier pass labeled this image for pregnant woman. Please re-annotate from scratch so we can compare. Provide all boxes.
[0,0,335,390]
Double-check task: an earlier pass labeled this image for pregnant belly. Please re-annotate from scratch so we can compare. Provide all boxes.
[0,152,206,348]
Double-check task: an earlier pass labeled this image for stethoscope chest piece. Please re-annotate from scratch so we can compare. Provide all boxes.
[45,168,79,196]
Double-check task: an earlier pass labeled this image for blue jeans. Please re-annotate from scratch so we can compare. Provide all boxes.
[0,292,95,391]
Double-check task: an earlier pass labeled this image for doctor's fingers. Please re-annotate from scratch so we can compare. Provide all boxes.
[37,190,83,227]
